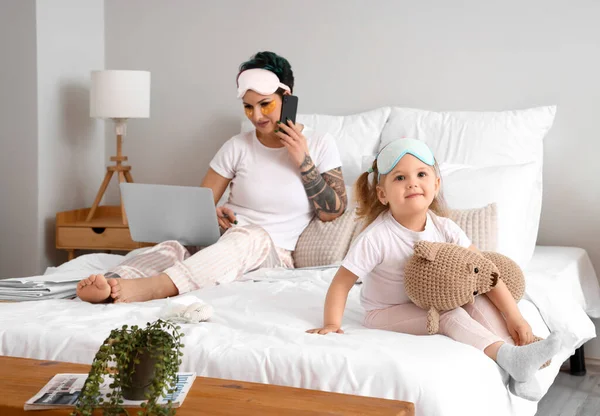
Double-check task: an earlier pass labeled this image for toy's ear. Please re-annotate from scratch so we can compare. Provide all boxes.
[414,241,441,262]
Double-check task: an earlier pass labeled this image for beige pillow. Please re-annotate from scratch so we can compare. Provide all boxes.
[350,203,498,249]
[294,203,497,268]
[448,203,498,251]
[293,209,359,268]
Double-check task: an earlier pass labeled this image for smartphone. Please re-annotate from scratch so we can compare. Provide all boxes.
[279,95,298,125]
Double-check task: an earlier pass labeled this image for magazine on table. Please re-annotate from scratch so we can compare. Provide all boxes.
[24,372,196,410]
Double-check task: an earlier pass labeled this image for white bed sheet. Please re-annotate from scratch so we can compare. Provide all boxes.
[525,246,600,319]
[0,246,598,416]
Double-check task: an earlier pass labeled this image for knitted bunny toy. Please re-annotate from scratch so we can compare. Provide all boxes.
[404,241,551,368]
[404,241,501,334]
[404,241,527,334]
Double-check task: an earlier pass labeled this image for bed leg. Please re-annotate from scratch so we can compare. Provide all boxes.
[569,345,586,376]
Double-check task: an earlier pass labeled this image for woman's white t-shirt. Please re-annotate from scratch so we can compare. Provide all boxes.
[209,126,342,251]
[342,210,472,311]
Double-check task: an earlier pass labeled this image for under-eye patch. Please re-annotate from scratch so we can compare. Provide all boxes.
[260,100,277,115]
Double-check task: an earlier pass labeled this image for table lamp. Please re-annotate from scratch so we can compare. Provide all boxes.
[87,70,151,224]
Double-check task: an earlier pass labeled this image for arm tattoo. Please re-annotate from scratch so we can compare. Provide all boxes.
[322,167,347,211]
[301,164,320,183]
[299,153,312,170]
[300,158,347,216]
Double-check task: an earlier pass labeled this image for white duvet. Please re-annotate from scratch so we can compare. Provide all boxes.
[0,246,598,416]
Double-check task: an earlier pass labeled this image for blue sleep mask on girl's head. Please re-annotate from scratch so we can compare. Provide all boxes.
[373,138,435,178]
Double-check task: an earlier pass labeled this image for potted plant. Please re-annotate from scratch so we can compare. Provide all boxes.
[72,319,185,416]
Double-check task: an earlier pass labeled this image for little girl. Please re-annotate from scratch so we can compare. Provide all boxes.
[307,138,561,401]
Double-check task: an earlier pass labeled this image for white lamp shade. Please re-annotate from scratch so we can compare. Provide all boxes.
[90,70,150,119]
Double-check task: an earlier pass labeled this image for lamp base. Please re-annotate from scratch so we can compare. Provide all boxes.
[86,133,133,225]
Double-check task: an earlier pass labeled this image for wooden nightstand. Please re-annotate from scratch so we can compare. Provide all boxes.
[56,206,153,261]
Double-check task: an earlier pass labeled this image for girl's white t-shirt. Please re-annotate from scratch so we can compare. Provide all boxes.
[209,126,342,251]
[342,210,472,311]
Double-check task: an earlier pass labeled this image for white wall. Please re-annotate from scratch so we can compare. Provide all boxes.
[36,0,106,271]
[0,1,105,278]
[0,0,39,278]
[103,0,599,357]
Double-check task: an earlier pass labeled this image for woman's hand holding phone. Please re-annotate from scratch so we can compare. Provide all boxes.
[275,120,311,168]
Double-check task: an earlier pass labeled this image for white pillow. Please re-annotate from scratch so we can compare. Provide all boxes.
[440,162,540,269]
[379,106,556,167]
[380,106,556,269]
[241,107,391,186]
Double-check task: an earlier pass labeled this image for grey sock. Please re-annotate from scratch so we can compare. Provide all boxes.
[496,331,561,382]
[509,377,544,401]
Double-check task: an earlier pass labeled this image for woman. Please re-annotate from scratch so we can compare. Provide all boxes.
[77,51,347,304]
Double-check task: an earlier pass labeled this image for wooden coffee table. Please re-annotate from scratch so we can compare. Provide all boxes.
[0,356,414,415]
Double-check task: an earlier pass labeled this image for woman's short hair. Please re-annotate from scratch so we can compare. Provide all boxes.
[239,51,294,95]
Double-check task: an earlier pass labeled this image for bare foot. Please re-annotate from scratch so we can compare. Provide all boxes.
[109,273,179,303]
[76,274,111,303]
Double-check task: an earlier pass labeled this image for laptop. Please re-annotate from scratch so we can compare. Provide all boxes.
[120,182,221,246]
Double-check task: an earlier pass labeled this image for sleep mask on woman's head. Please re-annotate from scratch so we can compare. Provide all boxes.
[236,68,291,98]
[372,138,435,179]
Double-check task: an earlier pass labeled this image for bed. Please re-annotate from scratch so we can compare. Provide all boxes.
[0,245,598,416]
[1,105,598,415]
